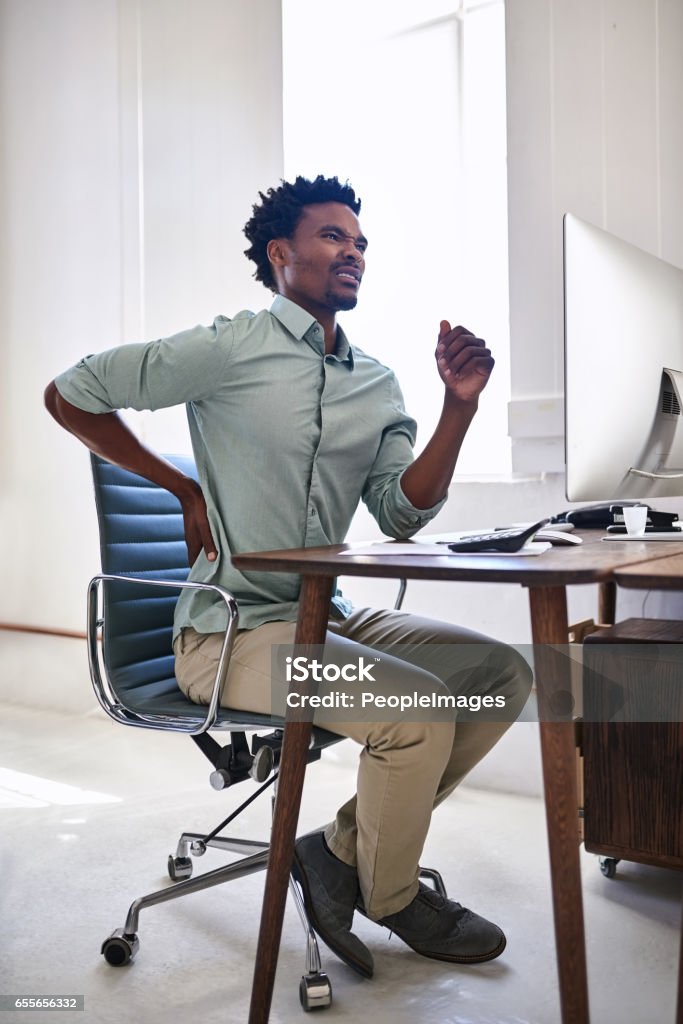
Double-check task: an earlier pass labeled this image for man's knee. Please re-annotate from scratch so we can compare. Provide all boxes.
[364,709,456,765]
[487,643,533,718]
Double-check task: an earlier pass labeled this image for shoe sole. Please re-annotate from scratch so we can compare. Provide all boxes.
[291,851,374,979]
[396,930,507,964]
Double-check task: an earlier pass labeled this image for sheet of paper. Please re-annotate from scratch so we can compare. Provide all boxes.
[602,532,683,542]
[340,542,552,557]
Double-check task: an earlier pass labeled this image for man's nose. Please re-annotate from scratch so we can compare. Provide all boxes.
[341,240,363,262]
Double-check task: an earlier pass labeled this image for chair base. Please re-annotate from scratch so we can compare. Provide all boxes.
[101,825,448,1014]
[100,832,332,1012]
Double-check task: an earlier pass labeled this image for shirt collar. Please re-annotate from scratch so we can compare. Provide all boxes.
[269,295,354,368]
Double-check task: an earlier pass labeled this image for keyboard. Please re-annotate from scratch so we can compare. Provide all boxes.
[447,519,550,554]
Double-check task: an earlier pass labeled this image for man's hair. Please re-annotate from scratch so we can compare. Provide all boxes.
[243,175,362,291]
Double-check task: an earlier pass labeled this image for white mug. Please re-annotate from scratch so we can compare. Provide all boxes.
[623,505,648,536]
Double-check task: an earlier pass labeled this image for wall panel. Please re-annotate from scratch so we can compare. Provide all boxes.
[0,0,283,634]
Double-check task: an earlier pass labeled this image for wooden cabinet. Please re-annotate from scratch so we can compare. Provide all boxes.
[581,618,683,871]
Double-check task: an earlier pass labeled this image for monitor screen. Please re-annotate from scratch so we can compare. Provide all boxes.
[564,213,683,501]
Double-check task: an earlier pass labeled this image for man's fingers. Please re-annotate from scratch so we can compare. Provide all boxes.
[448,349,495,378]
[186,534,200,565]
[438,319,452,342]
[202,525,218,561]
[185,527,217,565]
[442,334,490,365]
[436,323,478,359]
[182,493,218,565]
[442,324,474,346]
[436,321,493,389]
[442,332,484,357]
[195,511,218,562]
[443,337,489,371]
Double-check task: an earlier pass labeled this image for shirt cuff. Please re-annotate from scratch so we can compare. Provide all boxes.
[383,476,448,536]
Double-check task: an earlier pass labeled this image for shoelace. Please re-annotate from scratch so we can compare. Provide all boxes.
[415,885,476,928]
[417,884,462,912]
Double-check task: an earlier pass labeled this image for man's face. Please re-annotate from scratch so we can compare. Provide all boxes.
[269,201,367,314]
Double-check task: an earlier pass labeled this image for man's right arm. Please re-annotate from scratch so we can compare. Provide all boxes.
[44,383,217,565]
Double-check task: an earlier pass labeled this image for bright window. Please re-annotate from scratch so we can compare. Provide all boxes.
[282,0,510,475]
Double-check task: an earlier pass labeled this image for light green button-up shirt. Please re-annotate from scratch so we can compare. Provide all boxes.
[55,295,446,635]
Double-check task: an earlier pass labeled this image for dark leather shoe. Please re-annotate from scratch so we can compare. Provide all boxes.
[363,882,506,964]
[291,832,374,978]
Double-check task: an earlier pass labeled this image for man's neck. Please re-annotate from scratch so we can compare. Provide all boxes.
[278,291,337,354]
[303,302,337,354]
[319,316,337,355]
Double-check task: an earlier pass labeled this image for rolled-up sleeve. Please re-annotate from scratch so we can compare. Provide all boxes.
[54,318,234,413]
[362,376,446,538]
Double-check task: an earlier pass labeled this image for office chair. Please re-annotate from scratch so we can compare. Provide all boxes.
[88,453,347,1011]
[87,453,445,1013]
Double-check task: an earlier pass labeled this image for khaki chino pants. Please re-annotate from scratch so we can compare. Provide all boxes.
[173,607,532,919]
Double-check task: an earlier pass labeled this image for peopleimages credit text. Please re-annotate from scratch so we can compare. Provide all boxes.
[286,692,507,712]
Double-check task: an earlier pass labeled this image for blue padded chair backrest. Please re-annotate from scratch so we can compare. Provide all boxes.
[91,454,196,708]
[91,454,346,744]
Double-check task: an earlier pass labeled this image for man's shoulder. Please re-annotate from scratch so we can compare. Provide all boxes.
[217,308,259,327]
[349,343,398,380]
[218,307,275,337]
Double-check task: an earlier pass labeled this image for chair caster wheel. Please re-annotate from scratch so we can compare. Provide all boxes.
[299,972,332,1012]
[101,929,139,966]
[599,856,620,879]
[249,744,274,783]
[168,855,193,881]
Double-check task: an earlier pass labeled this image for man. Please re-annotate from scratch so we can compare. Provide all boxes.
[46,175,531,980]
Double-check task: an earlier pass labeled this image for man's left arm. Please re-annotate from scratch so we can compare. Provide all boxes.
[400,321,494,509]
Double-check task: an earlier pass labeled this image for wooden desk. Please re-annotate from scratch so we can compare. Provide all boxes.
[614,553,683,1024]
[232,536,683,1024]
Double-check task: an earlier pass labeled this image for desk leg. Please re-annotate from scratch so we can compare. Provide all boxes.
[598,581,616,626]
[248,574,333,1024]
[677,895,683,1024]
[528,585,590,1024]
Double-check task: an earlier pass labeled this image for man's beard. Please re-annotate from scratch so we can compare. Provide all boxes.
[324,289,358,312]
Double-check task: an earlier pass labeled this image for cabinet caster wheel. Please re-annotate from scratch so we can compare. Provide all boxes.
[168,855,193,881]
[599,857,620,879]
[101,929,139,966]
[299,973,332,1012]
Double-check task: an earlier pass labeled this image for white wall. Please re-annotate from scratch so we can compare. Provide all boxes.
[352,0,683,647]
[506,0,683,473]
[502,0,683,636]
[282,0,512,477]
[0,0,283,638]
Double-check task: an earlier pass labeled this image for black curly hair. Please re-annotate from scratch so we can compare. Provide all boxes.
[243,175,362,291]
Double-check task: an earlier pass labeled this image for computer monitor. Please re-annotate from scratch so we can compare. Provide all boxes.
[564,213,683,501]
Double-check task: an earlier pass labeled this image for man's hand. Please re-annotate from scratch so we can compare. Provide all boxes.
[435,321,494,404]
[178,478,218,565]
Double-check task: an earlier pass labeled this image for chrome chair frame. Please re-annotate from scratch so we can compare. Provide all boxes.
[88,575,238,734]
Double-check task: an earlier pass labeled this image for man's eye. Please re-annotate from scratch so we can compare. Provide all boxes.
[324,232,339,240]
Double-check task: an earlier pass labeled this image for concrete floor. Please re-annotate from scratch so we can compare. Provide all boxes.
[1,704,681,1024]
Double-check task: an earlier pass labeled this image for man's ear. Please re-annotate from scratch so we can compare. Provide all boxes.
[267,238,289,270]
